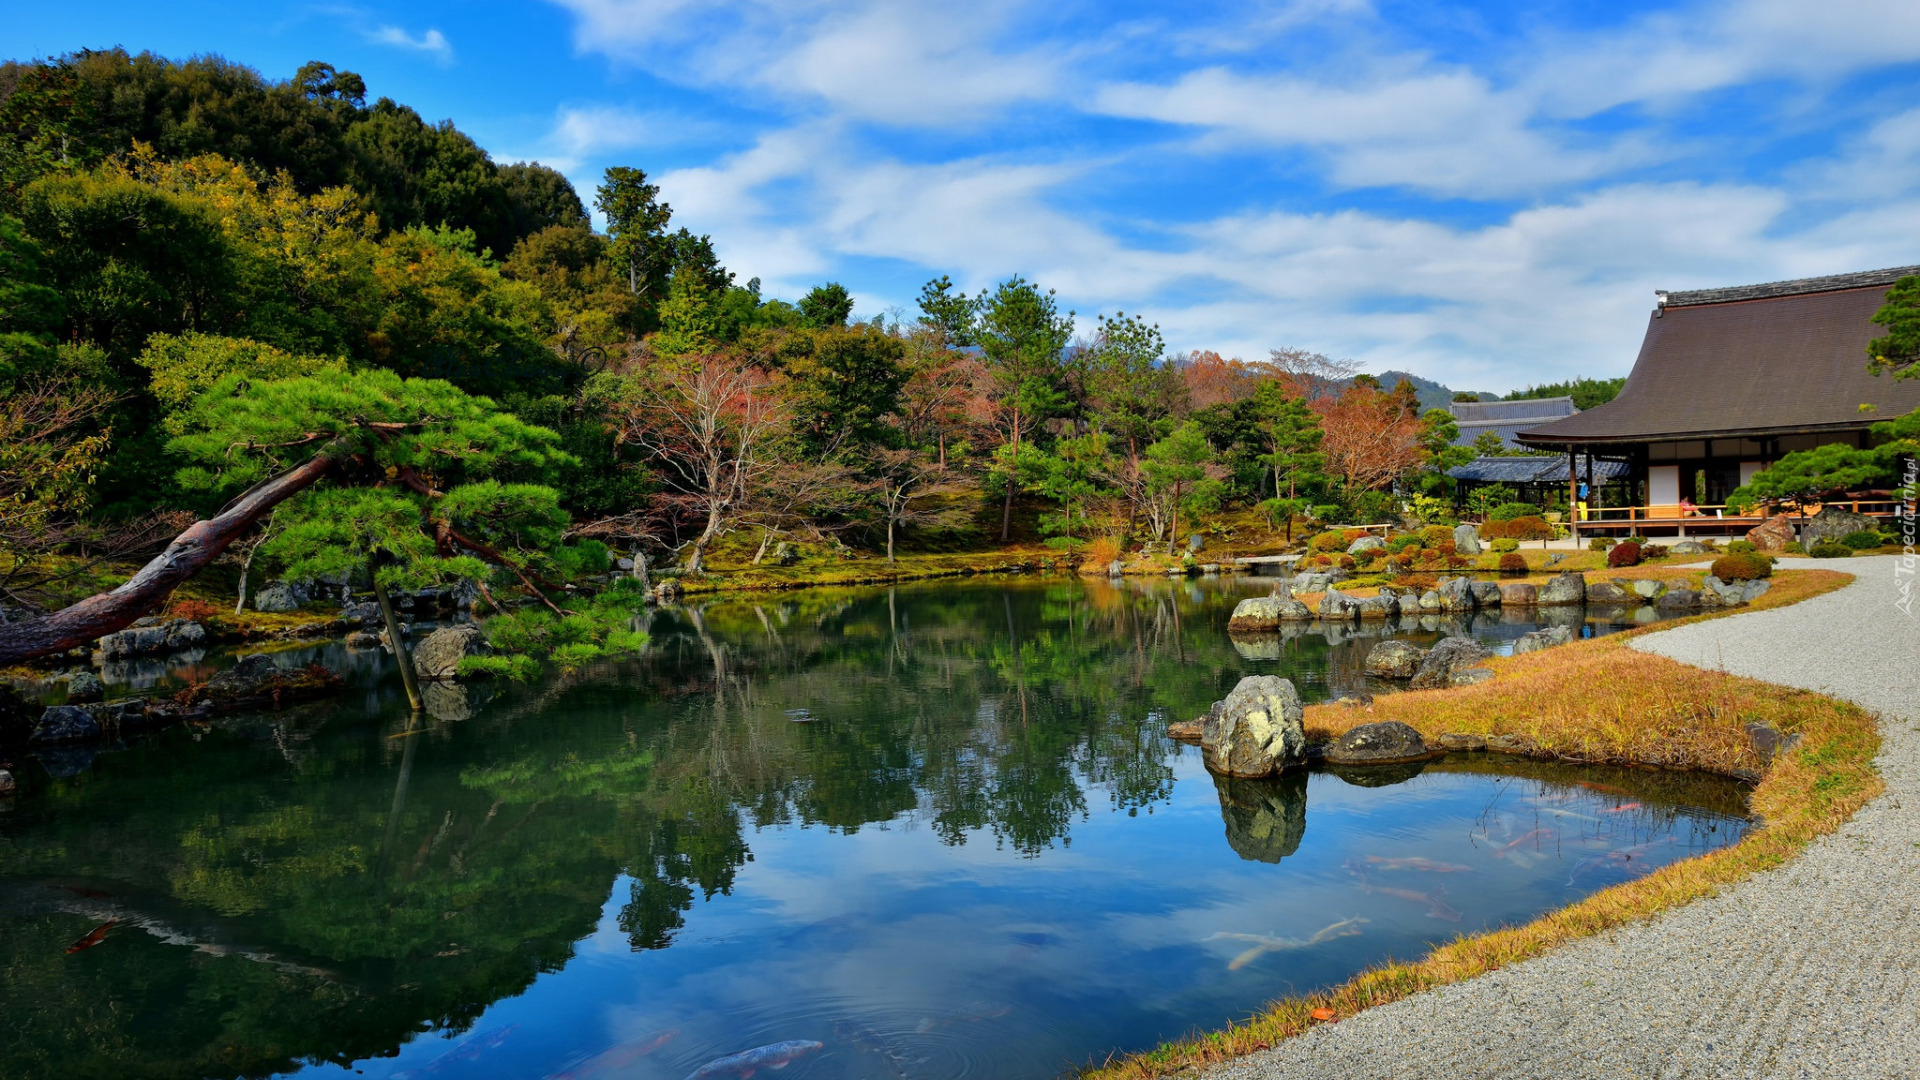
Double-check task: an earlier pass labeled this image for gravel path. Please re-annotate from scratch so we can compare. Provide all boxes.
[1202,557,1920,1080]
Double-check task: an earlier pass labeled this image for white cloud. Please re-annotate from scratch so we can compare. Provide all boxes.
[369,25,455,65]
[548,0,1062,126]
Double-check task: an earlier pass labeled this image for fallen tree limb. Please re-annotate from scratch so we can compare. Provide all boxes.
[0,452,339,665]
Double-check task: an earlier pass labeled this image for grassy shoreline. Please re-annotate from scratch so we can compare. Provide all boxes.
[1081,567,1879,1080]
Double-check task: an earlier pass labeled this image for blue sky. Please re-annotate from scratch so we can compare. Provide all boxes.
[10,0,1920,393]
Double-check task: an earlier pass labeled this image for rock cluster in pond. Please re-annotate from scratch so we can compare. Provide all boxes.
[1324,720,1432,765]
[1536,572,1586,606]
[1499,581,1537,606]
[413,625,489,681]
[1585,580,1632,604]
[1228,595,1312,630]
[1408,637,1495,690]
[96,619,207,661]
[1212,772,1308,863]
[1363,640,1426,679]
[1512,625,1575,654]
[1200,675,1306,778]
[66,670,104,704]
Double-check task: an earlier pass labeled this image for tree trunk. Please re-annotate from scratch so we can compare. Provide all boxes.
[887,514,896,564]
[372,557,423,712]
[752,528,774,565]
[688,505,723,575]
[1001,408,1020,541]
[0,451,337,665]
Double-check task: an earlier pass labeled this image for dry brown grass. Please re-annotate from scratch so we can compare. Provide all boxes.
[1082,568,1879,1080]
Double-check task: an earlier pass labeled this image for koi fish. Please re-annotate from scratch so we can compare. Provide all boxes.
[397,1025,516,1079]
[65,919,116,954]
[547,1029,679,1080]
[1601,802,1643,813]
[1346,862,1463,922]
[1565,852,1634,886]
[1365,856,1475,873]
[1490,828,1554,857]
[683,1040,824,1080]
[1208,916,1369,970]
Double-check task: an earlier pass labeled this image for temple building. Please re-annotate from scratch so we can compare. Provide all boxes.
[1515,265,1920,532]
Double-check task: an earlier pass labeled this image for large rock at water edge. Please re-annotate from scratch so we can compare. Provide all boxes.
[1229,596,1312,630]
[1436,576,1477,612]
[1498,582,1537,606]
[1656,588,1701,611]
[1324,720,1431,765]
[1746,515,1796,552]
[1800,506,1880,549]
[1318,587,1359,621]
[31,705,101,744]
[414,625,490,681]
[1363,639,1427,679]
[1453,523,1482,555]
[1201,676,1307,778]
[1470,580,1502,607]
[66,670,104,704]
[1348,535,1386,556]
[1536,572,1586,606]
[95,619,205,660]
[1512,625,1575,654]
[1409,637,1495,690]
[1585,580,1631,604]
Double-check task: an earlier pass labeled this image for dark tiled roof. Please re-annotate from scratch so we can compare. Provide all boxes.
[1447,456,1631,484]
[1450,397,1577,423]
[1662,265,1920,308]
[1519,277,1920,446]
[1451,423,1563,448]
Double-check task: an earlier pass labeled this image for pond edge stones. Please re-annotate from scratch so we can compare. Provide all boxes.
[1228,595,1313,630]
[1201,675,1306,778]
[1324,720,1432,765]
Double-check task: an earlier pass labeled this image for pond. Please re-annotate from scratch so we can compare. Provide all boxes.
[0,577,1746,1080]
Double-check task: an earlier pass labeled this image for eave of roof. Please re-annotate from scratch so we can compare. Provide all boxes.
[1517,276,1920,447]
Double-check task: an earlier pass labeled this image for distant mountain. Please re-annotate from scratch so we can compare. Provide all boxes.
[1364,370,1502,414]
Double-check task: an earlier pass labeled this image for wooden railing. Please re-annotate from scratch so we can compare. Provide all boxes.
[1572,498,1903,534]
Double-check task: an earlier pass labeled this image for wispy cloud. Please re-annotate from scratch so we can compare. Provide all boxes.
[368,25,454,66]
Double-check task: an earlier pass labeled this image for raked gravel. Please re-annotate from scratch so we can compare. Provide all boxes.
[1200,555,1920,1080]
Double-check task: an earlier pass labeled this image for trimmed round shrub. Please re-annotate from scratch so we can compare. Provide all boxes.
[1784,541,1805,554]
[1588,537,1612,551]
[1809,542,1851,558]
[1710,552,1774,581]
[1641,543,1669,559]
[1727,540,1757,554]
[1498,552,1527,574]
[1840,530,1884,550]
[1309,531,1348,553]
[1490,537,1520,553]
[1503,515,1556,541]
[1608,541,1643,567]
[1336,554,1356,569]
[1420,524,1453,546]
[1488,502,1536,523]
[1387,535,1423,554]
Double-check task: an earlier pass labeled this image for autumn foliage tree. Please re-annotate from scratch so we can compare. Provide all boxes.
[1314,381,1423,507]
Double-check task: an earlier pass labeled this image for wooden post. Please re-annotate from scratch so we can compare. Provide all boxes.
[1567,449,1580,543]
[371,555,423,712]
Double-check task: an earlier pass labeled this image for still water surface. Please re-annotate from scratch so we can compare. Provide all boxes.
[0,577,1746,1080]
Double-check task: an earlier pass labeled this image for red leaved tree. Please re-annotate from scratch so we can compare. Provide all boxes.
[1315,381,1423,503]
[614,355,790,574]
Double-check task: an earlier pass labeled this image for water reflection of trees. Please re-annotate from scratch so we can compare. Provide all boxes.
[0,575,1476,1078]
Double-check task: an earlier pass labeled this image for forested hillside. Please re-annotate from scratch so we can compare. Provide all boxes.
[0,48,1483,654]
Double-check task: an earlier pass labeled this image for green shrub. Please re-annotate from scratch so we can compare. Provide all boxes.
[1607,541,1642,567]
[1710,552,1773,581]
[1388,535,1424,554]
[1309,531,1348,553]
[1727,540,1757,554]
[1488,502,1536,523]
[1420,524,1454,546]
[1810,542,1851,558]
[1588,537,1612,551]
[1840,530,1883,550]
[1497,552,1527,574]
[1641,544,1668,559]
[1490,538,1520,553]
[1784,541,1805,554]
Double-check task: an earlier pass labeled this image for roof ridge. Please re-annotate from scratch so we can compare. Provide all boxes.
[1661,265,1920,308]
